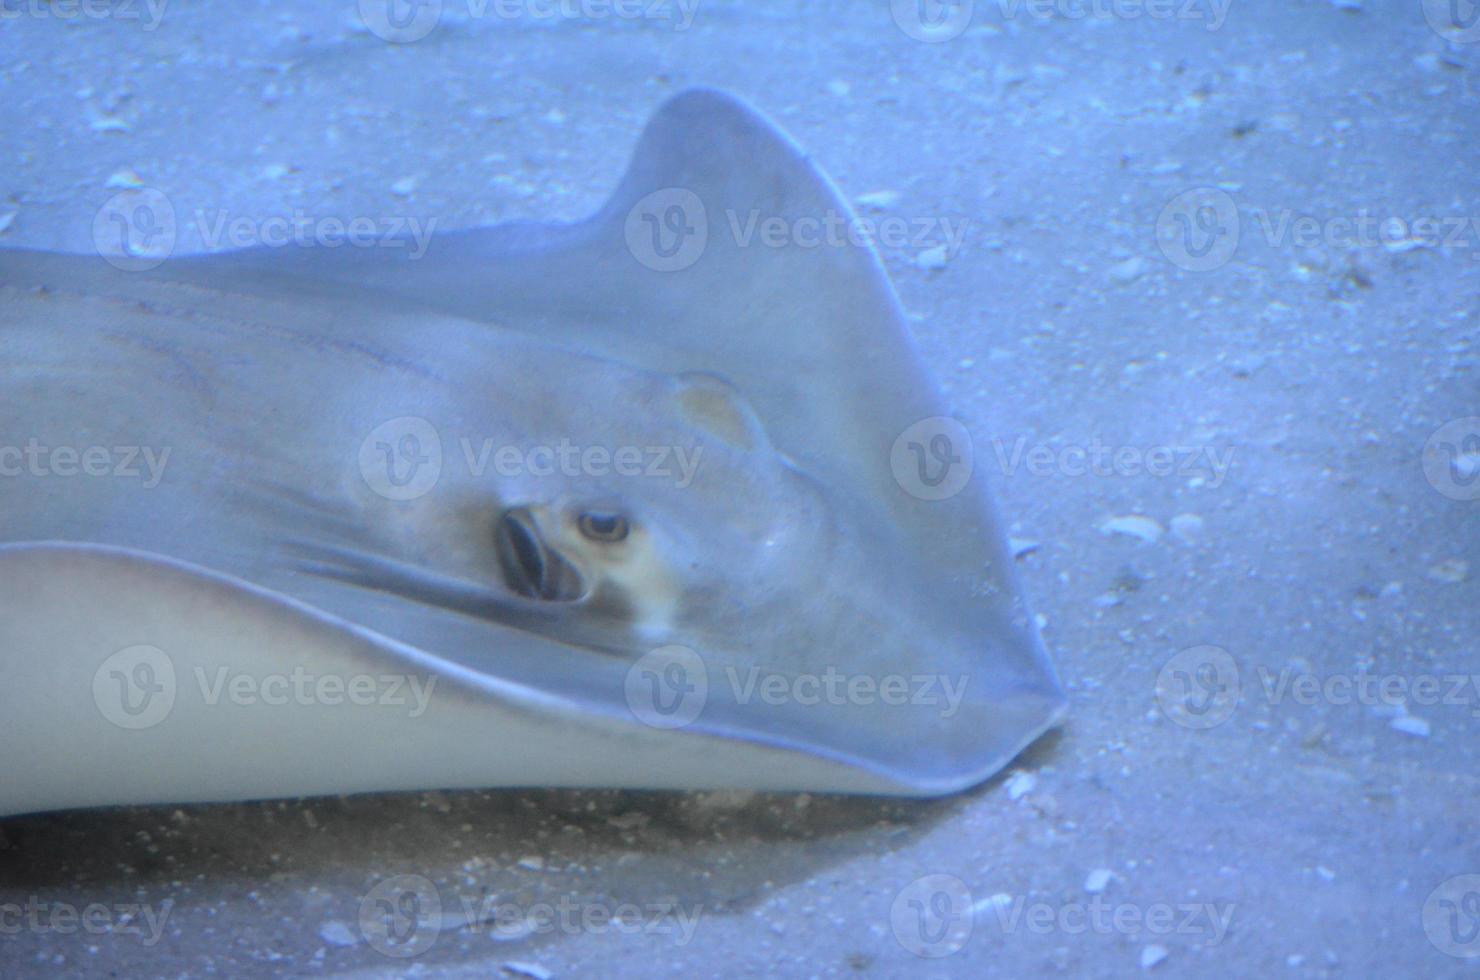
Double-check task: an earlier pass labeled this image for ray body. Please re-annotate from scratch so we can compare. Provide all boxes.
[0,90,1064,815]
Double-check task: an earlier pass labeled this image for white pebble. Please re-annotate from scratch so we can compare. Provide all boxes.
[503,962,553,980]
[855,190,901,210]
[1099,515,1165,544]
[1108,256,1148,285]
[89,117,130,133]
[917,245,950,270]
[0,211,14,234]
[105,169,145,189]
[1169,513,1204,543]
[1140,944,1168,969]
[826,79,851,97]
[390,175,418,196]
[318,921,360,947]
[1005,771,1037,800]
[1427,559,1468,584]
[1391,715,1431,738]
[1084,868,1114,894]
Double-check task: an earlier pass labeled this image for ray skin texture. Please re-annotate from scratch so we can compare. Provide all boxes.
[0,89,1065,816]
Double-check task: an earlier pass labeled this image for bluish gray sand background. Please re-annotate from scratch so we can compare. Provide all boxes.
[1,1,1478,976]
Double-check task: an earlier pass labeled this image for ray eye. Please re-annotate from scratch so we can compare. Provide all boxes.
[577,511,629,543]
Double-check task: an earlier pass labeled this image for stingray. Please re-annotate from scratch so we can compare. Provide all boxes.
[0,89,1064,816]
